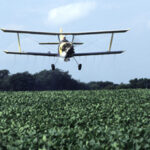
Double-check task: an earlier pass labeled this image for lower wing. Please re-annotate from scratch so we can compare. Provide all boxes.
[4,50,58,57]
[73,51,124,56]
[4,50,124,57]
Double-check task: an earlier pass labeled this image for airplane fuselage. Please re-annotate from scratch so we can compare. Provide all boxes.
[58,42,75,61]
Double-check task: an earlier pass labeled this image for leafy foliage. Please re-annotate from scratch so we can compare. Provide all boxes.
[0,69,87,91]
[0,89,150,149]
[1,69,150,91]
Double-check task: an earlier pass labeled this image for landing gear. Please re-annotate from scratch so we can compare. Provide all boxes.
[51,64,55,70]
[64,58,70,62]
[78,64,82,70]
[51,58,59,70]
[73,57,82,70]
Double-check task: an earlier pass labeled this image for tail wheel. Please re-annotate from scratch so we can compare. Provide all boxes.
[51,64,55,70]
[78,64,82,70]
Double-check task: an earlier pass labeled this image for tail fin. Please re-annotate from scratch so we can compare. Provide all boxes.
[59,28,65,41]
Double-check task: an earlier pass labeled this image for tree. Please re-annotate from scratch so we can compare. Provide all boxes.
[9,72,35,91]
[129,78,150,89]
[88,81,116,90]
[34,69,88,90]
[34,70,52,90]
[1,69,150,91]
[0,70,9,79]
[0,70,10,90]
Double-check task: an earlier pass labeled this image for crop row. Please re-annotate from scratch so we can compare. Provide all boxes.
[0,89,150,149]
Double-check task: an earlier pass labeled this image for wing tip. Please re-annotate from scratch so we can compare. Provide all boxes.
[4,50,8,53]
[117,50,125,54]
[1,28,5,32]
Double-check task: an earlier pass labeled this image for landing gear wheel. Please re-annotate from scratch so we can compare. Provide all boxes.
[78,64,82,70]
[51,64,55,70]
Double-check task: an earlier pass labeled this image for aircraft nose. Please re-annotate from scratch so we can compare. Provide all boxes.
[66,45,73,51]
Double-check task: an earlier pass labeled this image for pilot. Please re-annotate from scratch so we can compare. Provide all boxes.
[61,37,68,42]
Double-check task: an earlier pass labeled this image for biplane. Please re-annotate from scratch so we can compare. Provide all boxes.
[1,28,129,70]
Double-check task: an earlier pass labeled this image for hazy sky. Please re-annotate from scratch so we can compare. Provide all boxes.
[0,0,150,83]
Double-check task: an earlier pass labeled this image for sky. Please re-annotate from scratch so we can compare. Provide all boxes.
[0,0,150,83]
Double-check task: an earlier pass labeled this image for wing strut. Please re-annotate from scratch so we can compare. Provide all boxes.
[108,33,114,52]
[17,33,22,53]
[72,35,75,43]
[57,35,60,42]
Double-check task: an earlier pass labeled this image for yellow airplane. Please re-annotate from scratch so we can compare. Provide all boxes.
[1,28,129,70]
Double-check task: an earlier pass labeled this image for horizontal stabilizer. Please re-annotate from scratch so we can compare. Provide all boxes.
[39,42,60,45]
[73,51,124,56]
[39,42,83,45]
[4,50,58,57]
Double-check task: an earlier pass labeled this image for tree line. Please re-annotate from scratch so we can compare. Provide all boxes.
[0,69,150,91]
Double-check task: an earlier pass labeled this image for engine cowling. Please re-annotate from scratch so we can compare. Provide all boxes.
[59,42,74,58]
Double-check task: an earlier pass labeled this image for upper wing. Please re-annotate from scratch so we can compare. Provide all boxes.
[4,50,58,57]
[1,28,129,36]
[73,51,124,56]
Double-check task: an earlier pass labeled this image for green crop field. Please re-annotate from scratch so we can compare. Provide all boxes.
[0,89,150,149]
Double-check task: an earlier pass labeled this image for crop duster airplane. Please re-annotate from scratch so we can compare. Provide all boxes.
[1,28,129,70]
